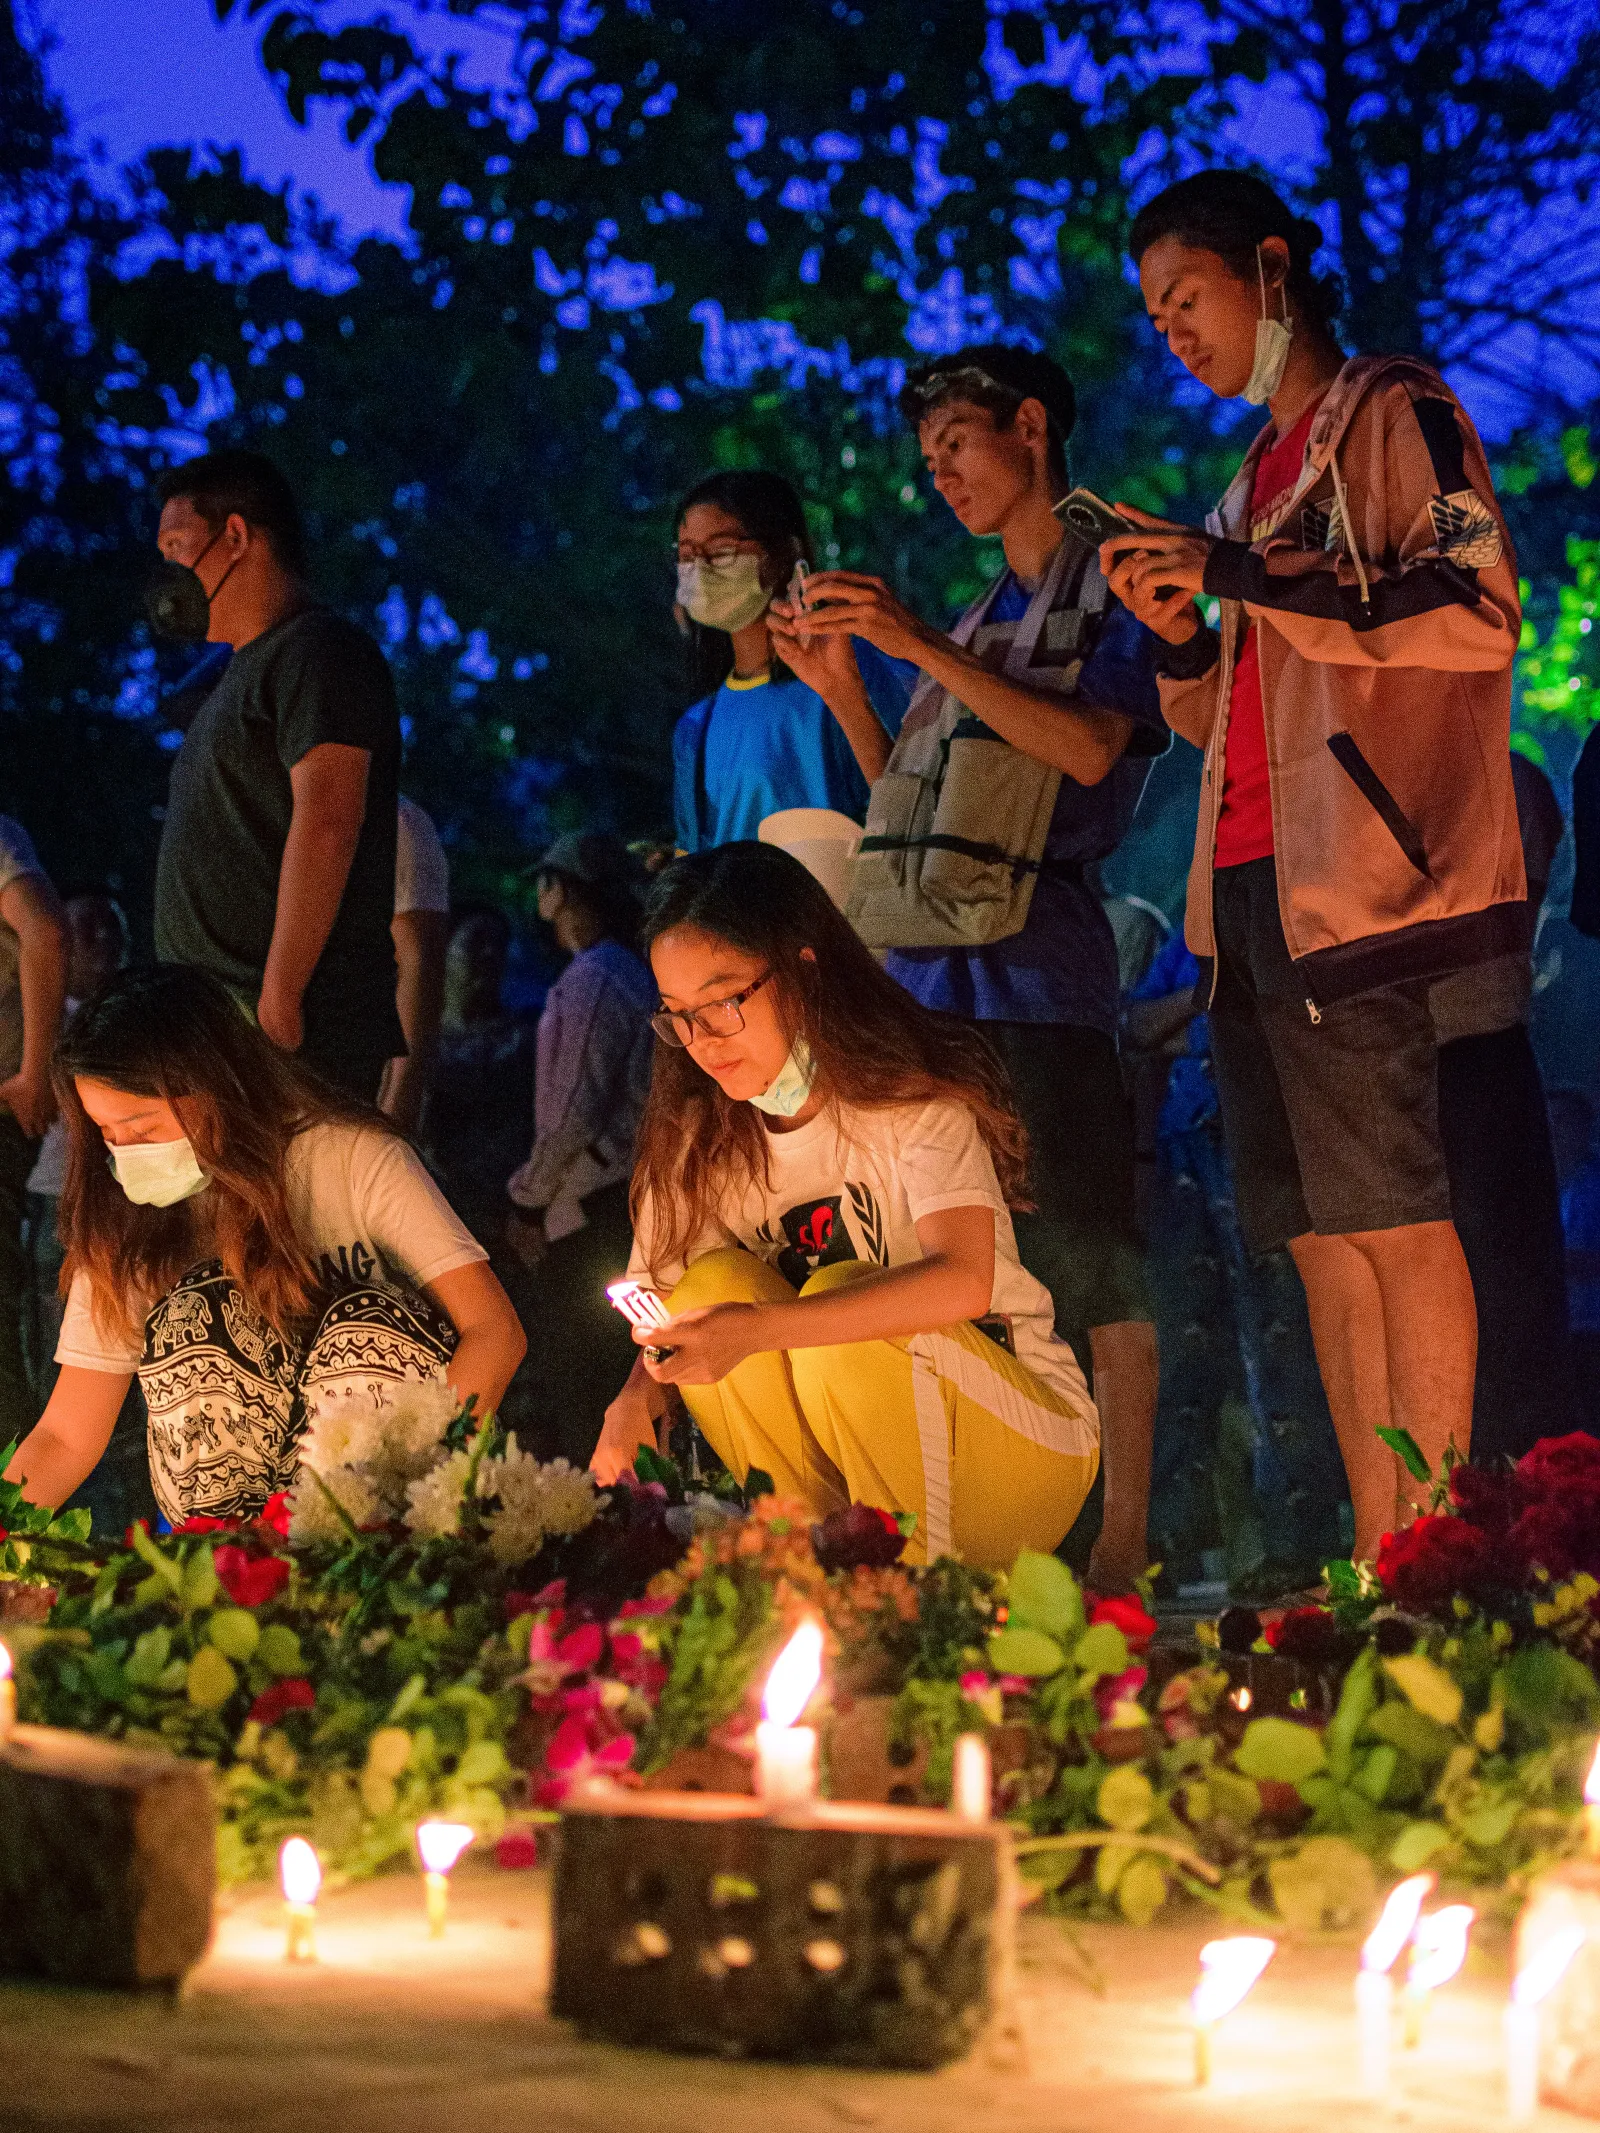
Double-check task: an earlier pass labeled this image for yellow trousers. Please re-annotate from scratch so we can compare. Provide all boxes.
[668,1249,1098,1570]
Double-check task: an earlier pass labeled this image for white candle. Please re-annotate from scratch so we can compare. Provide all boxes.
[0,1641,14,1746]
[1584,1739,1600,1859]
[278,1836,321,1963]
[1506,1927,1585,2123]
[754,1720,818,1806]
[951,1733,991,1823]
[415,1820,475,1937]
[755,1620,824,1809]
[1356,1873,1434,2095]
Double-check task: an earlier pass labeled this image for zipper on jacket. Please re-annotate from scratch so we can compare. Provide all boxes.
[1305,998,1322,1025]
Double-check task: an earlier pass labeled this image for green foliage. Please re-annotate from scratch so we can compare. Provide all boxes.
[0,1439,96,1582]
[1518,538,1600,736]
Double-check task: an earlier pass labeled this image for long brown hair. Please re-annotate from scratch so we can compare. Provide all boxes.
[55,966,394,1344]
[630,844,1030,1280]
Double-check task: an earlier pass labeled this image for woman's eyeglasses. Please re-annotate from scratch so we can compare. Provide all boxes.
[651,971,773,1048]
[673,541,763,571]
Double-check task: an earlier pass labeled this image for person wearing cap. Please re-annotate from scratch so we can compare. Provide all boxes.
[770,344,1167,1593]
[506,832,656,1464]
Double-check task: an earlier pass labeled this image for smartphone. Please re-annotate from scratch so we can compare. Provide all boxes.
[786,557,813,646]
[1055,487,1141,546]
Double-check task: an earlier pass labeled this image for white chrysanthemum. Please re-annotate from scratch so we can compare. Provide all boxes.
[477,1440,599,1564]
[382,1372,462,1480]
[403,1448,473,1539]
[287,1461,386,1545]
[537,1460,599,1538]
[296,1384,372,1472]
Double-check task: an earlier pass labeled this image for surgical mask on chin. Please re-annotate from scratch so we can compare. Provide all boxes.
[107,1137,212,1208]
[748,1039,816,1119]
[1241,245,1294,407]
[676,555,772,634]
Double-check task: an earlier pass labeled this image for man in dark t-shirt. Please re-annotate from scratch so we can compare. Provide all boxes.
[150,453,402,1097]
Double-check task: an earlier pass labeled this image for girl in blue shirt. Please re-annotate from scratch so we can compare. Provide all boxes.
[671,471,910,852]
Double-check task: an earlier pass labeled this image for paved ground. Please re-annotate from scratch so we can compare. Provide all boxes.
[0,1865,1568,2133]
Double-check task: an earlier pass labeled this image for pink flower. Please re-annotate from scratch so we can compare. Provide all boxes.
[495,1827,540,1871]
[174,1514,240,1536]
[959,1670,991,1699]
[213,1546,290,1609]
[1089,1595,1158,1652]
[1093,1663,1149,1723]
[536,1713,635,1805]
[997,1674,1032,1696]
[555,1622,604,1672]
[615,1593,673,1619]
[257,1493,292,1539]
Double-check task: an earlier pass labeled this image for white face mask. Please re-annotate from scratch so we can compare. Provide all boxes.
[107,1136,211,1208]
[676,554,772,634]
[1241,246,1293,407]
[748,1038,816,1119]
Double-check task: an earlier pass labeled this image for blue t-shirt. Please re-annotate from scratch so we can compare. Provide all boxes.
[672,643,913,853]
[882,575,1167,1034]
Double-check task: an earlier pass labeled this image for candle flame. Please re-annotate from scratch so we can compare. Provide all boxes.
[416,1820,475,1874]
[0,1640,12,1683]
[278,1836,321,1906]
[1408,1905,1474,1994]
[1191,1936,1275,2025]
[1514,1927,1586,2008]
[762,1619,824,1730]
[1585,1739,1600,1807]
[1361,1873,1436,1974]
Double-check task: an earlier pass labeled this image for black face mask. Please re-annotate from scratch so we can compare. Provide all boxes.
[143,528,239,643]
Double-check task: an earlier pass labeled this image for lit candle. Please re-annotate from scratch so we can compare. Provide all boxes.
[754,1619,823,1808]
[0,1641,14,1746]
[1357,1873,1435,2095]
[1403,1904,1475,2048]
[951,1732,991,1823]
[1505,1927,1585,2123]
[1191,1936,1275,2086]
[278,1836,321,1963]
[415,1820,474,1937]
[1584,1739,1600,1858]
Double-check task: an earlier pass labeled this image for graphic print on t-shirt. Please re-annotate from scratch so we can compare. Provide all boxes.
[754,1180,891,1288]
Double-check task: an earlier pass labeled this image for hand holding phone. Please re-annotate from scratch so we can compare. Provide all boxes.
[1055,487,1142,547]
[786,558,813,647]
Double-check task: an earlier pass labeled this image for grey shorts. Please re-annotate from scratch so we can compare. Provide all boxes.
[1207,859,1452,1254]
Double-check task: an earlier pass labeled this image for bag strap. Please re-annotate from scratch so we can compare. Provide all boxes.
[858,829,1084,884]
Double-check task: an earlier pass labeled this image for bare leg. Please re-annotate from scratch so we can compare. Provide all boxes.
[1288,1231,1396,1562]
[1085,1318,1159,1592]
[1288,1221,1476,1562]
[1348,1219,1476,1515]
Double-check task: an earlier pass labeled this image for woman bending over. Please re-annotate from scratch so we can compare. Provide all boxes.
[5,966,525,1523]
[592,842,1099,1569]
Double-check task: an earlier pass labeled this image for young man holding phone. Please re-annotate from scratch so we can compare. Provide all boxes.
[771,345,1166,1593]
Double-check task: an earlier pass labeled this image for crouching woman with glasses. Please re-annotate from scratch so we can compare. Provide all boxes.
[590,842,1099,1570]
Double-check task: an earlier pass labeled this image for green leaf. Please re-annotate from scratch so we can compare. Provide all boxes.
[1324,1558,1365,1601]
[185,1646,238,1711]
[1235,1717,1327,1785]
[1389,1819,1452,1871]
[1006,1551,1085,1642]
[1326,1646,1379,1783]
[209,1608,261,1662]
[1366,1698,1455,1772]
[1116,1855,1168,1927]
[742,1467,775,1503]
[1459,1796,1519,1849]
[257,1624,303,1675]
[1383,1656,1463,1729]
[128,1524,184,1597]
[456,1739,509,1787]
[1376,1426,1432,1484]
[1073,1622,1130,1679]
[1503,1643,1600,1733]
[182,1547,220,1610]
[987,1626,1065,1678]
[387,1672,428,1725]
[1355,1743,1398,1805]
[1096,1766,1155,1831]
[1268,1836,1378,1932]
[123,1627,173,1688]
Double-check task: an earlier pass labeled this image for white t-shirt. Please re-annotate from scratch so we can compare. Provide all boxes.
[56,1120,488,1374]
[628,1096,1091,1414]
[394,796,450,917]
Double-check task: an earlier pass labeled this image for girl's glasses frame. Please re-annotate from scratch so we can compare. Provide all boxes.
[651,971,773,1048]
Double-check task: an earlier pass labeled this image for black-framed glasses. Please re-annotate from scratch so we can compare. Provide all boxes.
[672,540,764,571]
[651,971,773,1049]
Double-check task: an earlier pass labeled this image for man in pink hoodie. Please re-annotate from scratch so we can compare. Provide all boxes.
[1102,172,1523,1563]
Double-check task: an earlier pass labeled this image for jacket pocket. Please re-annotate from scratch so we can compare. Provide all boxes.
[1326,732,1432,879]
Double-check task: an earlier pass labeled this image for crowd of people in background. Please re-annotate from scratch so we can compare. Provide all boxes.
[1,166,1594,1600]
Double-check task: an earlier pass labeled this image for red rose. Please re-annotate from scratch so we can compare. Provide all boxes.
[1448,1461,1520,1536]
[249,1678,315,1726]
[213,1546,290,1609]
[1374,1515,1500,1613]
[1089,1594,1158,1652]
[810,1503,907,1572]
[175,1514,240,1536]
[494,1827,540,1871]
[1517,1431,1600,1493]
[257,1493,292,1539]
[1510,1489,1600,1583]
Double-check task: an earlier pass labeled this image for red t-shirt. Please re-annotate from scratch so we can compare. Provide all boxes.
[1213,395,1326,868]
